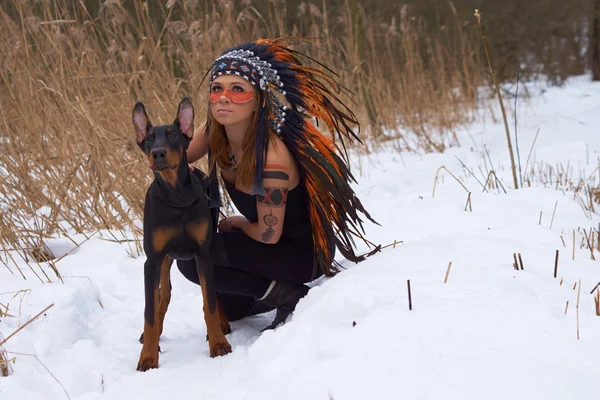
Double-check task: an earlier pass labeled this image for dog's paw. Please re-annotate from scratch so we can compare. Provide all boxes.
[137,348,159,371]
[209,340,232,358]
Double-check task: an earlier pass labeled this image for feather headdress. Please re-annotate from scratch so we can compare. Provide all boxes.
[203,37,380,278]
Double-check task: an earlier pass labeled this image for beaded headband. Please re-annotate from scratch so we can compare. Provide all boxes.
[209,50,287,95]
[208,49,288,134]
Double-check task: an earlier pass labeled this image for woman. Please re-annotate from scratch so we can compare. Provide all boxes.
[178,38,378,331]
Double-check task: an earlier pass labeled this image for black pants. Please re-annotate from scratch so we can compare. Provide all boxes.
[180,168,323,321]
[177,230,321,321]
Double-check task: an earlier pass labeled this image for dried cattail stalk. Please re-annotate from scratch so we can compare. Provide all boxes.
[513,253,519,271]
[444,261,453,284]
[407,280,412,311]
[572,230,576,261]
[518,253,524,270]
[379,240,403,251]
[583,228,596,261]
[0,339,11,377]
[523,128,541,180]
[464,192,472,212]
[550,201,558,229]
[474,9,518,189]
[565,301,569,315]
[554,250,559,278]
[576,279,582,340]
[432,166,469,197]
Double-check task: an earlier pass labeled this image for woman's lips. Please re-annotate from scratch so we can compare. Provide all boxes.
[216,109,233,114]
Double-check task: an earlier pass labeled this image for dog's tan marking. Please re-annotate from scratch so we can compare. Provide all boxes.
[157,147,181,188]
[152,227,179,253]
[185,219,209,245]
[198,273,232,358]
[137,285,160,371]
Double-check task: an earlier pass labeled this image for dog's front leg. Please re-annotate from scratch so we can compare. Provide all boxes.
[195,252,232,357]
[157,256,173,338]
[137,257,162,371]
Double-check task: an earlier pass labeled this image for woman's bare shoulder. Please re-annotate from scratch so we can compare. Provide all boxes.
[264,134,301,187]
[266,135,294,167]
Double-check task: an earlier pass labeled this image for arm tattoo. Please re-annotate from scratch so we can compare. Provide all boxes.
[258,186,287,242]
[262,170,289,180]
[261,210,278,242]
[263,164,289,182]
[257,187,288,208]
[258,163,288,242]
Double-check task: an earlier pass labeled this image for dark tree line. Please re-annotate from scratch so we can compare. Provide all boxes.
[2,0,600,83]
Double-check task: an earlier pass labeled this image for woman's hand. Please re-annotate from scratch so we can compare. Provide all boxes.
[218,215,248,232]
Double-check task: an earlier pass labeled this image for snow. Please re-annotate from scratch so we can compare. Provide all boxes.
[2,75,600,400]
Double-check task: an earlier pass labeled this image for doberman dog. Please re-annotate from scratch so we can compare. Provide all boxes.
[132,97,232,372]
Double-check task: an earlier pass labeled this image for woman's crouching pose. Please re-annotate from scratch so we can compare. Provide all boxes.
[179,38,379,331]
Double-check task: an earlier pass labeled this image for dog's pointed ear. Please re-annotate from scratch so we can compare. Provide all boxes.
[133,102,152,144]
[175,97,194,139]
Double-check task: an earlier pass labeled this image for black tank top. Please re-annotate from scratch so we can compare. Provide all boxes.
[223,179,314,246]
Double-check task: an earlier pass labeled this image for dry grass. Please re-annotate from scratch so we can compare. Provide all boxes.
[474,9,519,190]
[0,304,54,347]
[0,339,13,377]
[522,160,600,220]
[0,1,486,280]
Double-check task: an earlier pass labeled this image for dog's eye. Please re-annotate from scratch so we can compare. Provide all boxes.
[146,135,154,142]
[168,132,176,140]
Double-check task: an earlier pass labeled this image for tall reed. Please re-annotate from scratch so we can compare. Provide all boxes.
[0,0,485,279]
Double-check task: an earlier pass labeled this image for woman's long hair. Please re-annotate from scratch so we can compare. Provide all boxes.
[207,90,273,191]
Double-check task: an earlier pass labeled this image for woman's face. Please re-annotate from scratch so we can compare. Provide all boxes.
[209,75,257,127]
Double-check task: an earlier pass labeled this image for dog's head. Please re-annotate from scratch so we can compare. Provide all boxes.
[132,97,195,173]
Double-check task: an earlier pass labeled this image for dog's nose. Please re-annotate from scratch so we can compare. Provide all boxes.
[151,148,167,160]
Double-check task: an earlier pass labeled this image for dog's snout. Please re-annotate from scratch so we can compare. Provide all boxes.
[151,148,167,160]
